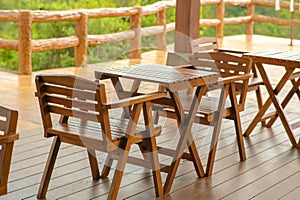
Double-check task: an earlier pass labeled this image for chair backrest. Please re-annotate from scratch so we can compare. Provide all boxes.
[189,51,252,107]
[189,36,259,78]
[0,105,18,194]
[189,37,219,53]
[35,74,112,141]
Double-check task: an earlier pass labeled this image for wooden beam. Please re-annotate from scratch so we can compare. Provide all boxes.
[174,0,200,53]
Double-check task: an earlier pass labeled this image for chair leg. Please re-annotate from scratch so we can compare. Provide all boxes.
[0,142,14,195]
[101,154,114,178]
[37,136,61,199]
[143,137,163,197]
[108,138,131,200]
[255,86,266,126]
[232,112,246,161]
[230,83,246,161]
[141,101,163,197]
[206,84,229,176]
[87,149,100,179]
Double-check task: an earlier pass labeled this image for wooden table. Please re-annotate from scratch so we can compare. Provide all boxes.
[95,63,219,194]
[243,50,300,147]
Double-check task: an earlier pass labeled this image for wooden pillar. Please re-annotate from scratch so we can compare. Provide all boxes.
[75,12,88,67]
[130,6,142,59]
[18,11,32,75]
[174,0,200,53]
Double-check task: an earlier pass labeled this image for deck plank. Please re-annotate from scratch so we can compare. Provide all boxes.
[0,35,300,199]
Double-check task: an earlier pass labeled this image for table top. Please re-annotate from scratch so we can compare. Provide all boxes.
[95,64,219,92]
[244,49,300,67]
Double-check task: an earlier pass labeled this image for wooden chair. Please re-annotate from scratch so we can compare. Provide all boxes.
[0,105,19,195]
[160,52,252,175]
[188,37,266,126]
[35,74,166,200]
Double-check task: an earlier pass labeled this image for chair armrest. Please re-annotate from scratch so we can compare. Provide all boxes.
[104,92,167,109]
[218,73,253,85]
[0,134,19,145]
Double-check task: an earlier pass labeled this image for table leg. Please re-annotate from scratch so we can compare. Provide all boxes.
[111,77,141,117]
[256,64,299,147]
[243,97,272,137]
[292,78,300,99]
[163,86,206,194]
[267,77,300,127]
[243,63,294,137]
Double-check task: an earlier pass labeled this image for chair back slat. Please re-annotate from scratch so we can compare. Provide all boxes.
[35,74,111,139]
[189,37,218,53]
[48,105,100,122]
[0,106,18,135]
[46,95,98,114]
[42,85,97,101]
[38,74,98,90]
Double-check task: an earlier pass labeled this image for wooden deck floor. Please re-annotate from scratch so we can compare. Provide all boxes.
[1,35,300,199]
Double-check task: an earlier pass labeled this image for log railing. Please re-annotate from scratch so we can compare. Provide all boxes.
[0,0,299,74]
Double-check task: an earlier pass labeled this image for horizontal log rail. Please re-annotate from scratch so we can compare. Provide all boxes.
[0,0,299,74]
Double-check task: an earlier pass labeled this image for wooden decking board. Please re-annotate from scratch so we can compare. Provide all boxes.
[104,111,296,199]
[16,113,252,199]
[7,108,298,200]
[278,181,300,200]
[162,143,298,200]
[147,114,300,200]
[0,35,299,199]
[221,156,300,200]
[240,162,300,200]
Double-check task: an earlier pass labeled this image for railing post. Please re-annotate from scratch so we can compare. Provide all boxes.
[157,8,167,50]
[130,6,142,59]
[246,0,254,35]
[75,12,88,67]
[216,0,225,38]
[18,11,32,75]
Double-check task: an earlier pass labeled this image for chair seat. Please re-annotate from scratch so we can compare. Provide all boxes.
[248,77,264,87]
[49,118,162,151]
[234,77,264,93]
[158,94,234,124]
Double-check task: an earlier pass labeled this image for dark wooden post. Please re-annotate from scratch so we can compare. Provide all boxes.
[174,0,200,53]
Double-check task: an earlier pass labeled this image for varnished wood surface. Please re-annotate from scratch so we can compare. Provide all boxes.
[243,49,300,148]
[0,35,300,199]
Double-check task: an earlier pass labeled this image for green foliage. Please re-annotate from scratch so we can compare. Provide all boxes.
[0,0,161,71]
[0,50,18,71]
[0,0,298,72]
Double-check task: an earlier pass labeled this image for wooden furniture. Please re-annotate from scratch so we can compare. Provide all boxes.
[165,52,253,176]
[0,105,19,195]
[243,50,300,148]
[35,74,167,200]
[95,64,219,194]
[188,37,266,126]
